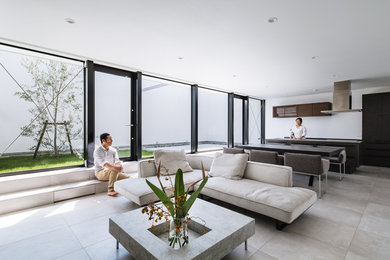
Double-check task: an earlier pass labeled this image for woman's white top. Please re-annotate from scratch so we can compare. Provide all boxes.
[291,125,307,138]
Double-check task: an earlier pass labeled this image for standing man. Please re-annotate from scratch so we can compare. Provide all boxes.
[94,133,129,196]
[290,117,307,140]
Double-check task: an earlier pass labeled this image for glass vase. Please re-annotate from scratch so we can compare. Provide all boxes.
[168,217,188,249]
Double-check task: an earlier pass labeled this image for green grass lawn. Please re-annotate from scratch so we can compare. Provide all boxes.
[117,149,154,158]
[0,153,84,173]
[0,150,155,174]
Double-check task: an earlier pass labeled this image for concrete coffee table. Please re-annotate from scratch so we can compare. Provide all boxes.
[109,199,255,260]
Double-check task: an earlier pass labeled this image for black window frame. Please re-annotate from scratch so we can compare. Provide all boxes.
[1,42,266,176]
[86,62,139,166]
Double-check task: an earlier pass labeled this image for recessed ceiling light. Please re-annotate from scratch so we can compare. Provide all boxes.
[178,57,184,60]
[65,18,75,24]
[268,17,278,23]
[232,75,237,77]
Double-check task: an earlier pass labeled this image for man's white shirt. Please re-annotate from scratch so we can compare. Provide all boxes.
[94,145,120,173]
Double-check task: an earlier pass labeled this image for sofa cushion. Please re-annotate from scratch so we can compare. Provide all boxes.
[115,170,204,205]
[195,177,316,223]
[138,159,157,178]
[209,153,248,180]
[154,150,193,175]
[186,154,214,171]
[244,161,293,187]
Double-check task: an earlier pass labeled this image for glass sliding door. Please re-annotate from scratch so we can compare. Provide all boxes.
[198,88,228,151]
[0,44,84,174]
[94,69,131,159]
[233,97,243,146]
[249,98,262,144]
[142,76,191,157]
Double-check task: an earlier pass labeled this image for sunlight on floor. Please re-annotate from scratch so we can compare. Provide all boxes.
[0,209,38,229]
[45,200,78,217]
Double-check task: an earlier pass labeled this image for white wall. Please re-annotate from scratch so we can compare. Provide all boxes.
[265,85,390,140]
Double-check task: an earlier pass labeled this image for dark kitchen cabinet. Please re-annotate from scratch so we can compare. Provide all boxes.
[273,105,297,117]
[313,102,332,116]
[297,103,313,117]
[273,102,331,118]
[362,92,390,167]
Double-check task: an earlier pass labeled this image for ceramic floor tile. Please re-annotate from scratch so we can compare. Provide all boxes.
[285,213,356,250]
[222,241,258,260]
[326,179,374,194]
[368,187,390,207]
[1,166,389,260]
[358,213,390,239]
[316,192,368,213]
[261,231,346,260]
[55,249,90,260]
[349,229,390,260]
[85,237,134,260]
[306,200,363,227]
[103,195,140,213]
[363,202,390,219]
[247,215,278,250]
[0,227,82,260]
[61,199,121,226]
[248,249,278,260]
[345,251,371,260]
[374,180,390,189]
[326,184,371,202]
[0,208,68,246]
[70,214,113,247]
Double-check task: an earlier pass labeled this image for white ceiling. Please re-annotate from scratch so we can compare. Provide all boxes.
[1,0,390,98]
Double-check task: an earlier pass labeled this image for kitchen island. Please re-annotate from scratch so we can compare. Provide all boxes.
[266,138,361,173]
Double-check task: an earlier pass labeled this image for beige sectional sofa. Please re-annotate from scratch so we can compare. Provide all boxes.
[115,154,317,229]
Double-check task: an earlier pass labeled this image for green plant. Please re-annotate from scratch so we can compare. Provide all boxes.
[143,161,208,247]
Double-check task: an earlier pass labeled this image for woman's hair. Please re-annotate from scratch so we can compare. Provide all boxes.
[296,117,302,124]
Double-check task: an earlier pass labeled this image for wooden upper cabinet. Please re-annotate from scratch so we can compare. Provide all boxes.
[283,106,297,117]
[312,102,331,116]
[273,105,297,117]
[273,102,331,118]
[297,104,313,116]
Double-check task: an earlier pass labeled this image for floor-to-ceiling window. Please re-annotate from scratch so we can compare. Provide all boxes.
[249,98,262,144]
[198,88,228,151]
[0,44,84,174]
[1,44,266,174]
[233,97,243,146]
[142,76,191,157]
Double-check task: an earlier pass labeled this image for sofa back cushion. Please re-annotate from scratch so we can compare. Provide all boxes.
[244,161,293,187]
[186,154,214,171]
[154,150,193,175]
[209,153,248,180]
